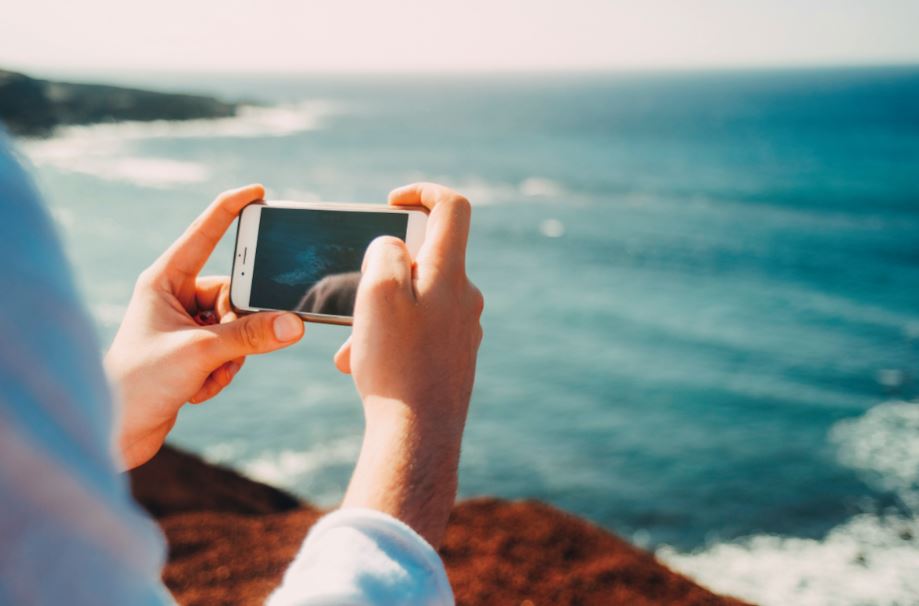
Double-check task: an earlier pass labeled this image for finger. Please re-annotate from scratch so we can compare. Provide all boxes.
[195,274,234,321]
[334,336,352,374]
[202,311,304,363]
[388,182,470,274]
[216,281,233,318]
[155,184,265,281]
[189,373,226,404]
[358,236,415,299]
[189,359,243,404]
[195,275,230,312]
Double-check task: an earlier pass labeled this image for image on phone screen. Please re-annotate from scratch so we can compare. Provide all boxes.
[249,208,408,317]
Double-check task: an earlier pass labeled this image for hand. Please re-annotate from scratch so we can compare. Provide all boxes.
[106,185,305,470]
[336,183,484,548]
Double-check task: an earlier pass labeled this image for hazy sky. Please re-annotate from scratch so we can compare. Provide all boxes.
[3,0,918,74]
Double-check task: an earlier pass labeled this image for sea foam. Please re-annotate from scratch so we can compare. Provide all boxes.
[19,102,337,188]
[241,437,360,492]
[659,400,919,606]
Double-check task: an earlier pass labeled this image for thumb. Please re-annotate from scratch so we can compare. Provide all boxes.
[204,311,304,362]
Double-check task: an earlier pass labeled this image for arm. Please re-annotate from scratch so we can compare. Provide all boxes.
[269,183,483,605]
[340,183,482,547]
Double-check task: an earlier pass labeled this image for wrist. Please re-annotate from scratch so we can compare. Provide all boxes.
[343,395,465,547]
[362,394,468,443]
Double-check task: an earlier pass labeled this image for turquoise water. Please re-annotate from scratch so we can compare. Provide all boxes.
[21,67,919,604]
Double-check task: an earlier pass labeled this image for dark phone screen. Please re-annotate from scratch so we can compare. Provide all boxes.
[249,207,408,316]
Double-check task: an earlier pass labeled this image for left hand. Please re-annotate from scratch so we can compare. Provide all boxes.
[105,185,305,469]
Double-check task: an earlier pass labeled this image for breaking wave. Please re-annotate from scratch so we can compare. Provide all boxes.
[659,400,919,606]
[240,438,360,491]
[19,101,337,187]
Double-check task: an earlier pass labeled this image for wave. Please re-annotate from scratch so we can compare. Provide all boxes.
[831,401,919,510]
[28,101,338,143]
[239,437,360,489]
[660,513,919,606]
[20,102,337,188]
[659,400,919,606]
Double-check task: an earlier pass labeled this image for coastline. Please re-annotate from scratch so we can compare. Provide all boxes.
[130,445,750,605]
[0,68,237,136]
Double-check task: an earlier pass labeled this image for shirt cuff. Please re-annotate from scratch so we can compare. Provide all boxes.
[267,507,454,606]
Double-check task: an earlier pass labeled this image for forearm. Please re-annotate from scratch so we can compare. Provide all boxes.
[342,396,465,549]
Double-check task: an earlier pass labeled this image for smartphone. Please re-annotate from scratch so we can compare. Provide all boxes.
[230,200,428,325]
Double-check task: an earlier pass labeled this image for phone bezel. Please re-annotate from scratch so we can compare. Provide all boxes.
[230,200,428,326]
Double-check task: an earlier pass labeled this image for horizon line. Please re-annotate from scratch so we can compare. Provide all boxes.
[6,60,919,81]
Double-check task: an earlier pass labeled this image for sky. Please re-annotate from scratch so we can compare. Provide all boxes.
[2,0,919,74]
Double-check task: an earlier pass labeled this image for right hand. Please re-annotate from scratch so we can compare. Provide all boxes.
[336,183,484,547]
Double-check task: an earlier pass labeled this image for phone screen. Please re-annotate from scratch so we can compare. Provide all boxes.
[248,207,408,316]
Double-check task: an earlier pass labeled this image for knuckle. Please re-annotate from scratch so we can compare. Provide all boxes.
[444,193,471,216]
[374,235,403,247]
[135,267,154,287]
[134,266,161,291]
[213,188,235,206]
[187,333,216,359]
[468,284,485,316]
[189,212,208,232]
[369,235,405,255]
[241,319,263,350]
[431,266,467,295]
[364,236,404,265]
[364,273,402,297]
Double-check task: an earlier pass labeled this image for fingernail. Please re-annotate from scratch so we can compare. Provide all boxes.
[273,314,302,342]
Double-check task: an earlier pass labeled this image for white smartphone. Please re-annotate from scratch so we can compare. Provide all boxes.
[230,200,428,325]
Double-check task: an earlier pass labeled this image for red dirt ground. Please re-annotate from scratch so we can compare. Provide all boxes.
[130,445,750,606]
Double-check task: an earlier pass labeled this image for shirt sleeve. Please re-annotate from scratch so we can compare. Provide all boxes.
[267,508,455,606]
[0,134,172,606]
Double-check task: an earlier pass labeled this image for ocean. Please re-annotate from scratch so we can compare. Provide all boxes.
[19,67,919,605]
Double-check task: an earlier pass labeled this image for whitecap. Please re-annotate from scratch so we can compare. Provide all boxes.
[19,101,338,188]
[519,177,565,198]
[91,157,208,187]
[659,513,919,606]
[21,131,210,188]
[830,400,919,509]
[241,438,359,488]
[202,441,244,464]
[539,218,565,238]
[660,400,919,606]
[26,101,337,143]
